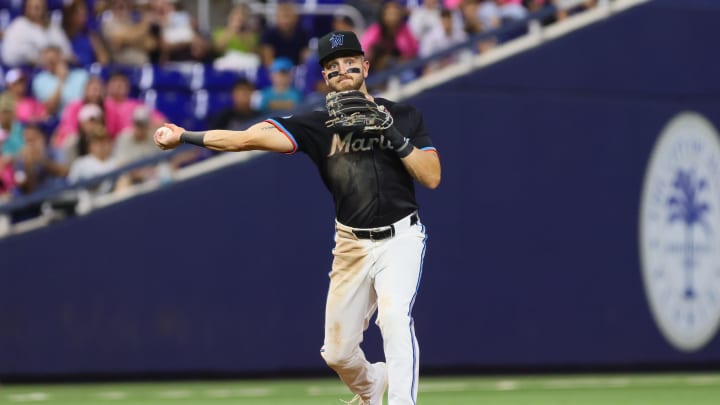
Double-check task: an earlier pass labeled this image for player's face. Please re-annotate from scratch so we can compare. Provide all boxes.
[323,56,368,92]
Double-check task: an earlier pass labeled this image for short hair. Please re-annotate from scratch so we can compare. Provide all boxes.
[43,44,63,54]
[108,70,129,81]
[233,77,254,91]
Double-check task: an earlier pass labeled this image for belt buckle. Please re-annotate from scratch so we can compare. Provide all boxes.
[371,226,394,241]
[369,228,381,241]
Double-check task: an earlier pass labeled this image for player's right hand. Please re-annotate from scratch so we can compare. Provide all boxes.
[154,123,184,150]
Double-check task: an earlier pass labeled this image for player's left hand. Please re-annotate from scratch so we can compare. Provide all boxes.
[325,90,393,133]
[154,123,184,150]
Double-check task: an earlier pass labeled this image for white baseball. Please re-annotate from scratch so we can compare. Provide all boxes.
[156,126,172,140]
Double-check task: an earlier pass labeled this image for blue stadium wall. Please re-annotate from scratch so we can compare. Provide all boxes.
[2,0,720,377]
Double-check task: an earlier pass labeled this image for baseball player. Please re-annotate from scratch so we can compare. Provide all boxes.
[154,30,441,405]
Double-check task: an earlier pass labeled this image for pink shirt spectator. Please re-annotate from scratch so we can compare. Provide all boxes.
[444,0,463,10]
[51,100,84,148]
[0,164,14,195]
[53,98,165,148]
[15,98,48,123]
[360,24,419,61]
[104,98,165,138]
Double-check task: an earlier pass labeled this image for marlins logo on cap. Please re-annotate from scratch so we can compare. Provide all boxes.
[330,33,344,49]
[317,31,364,67]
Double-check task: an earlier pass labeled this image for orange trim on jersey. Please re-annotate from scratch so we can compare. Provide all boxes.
[264,119,298,155]
[421,147,439,158]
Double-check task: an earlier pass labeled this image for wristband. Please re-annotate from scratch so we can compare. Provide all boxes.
[180,131,206,146]
[385,126,413,158]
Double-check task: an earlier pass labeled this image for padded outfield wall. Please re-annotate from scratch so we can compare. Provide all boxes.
[2,0,720,377]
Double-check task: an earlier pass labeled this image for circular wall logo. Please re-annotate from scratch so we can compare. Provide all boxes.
[640,112,720,352]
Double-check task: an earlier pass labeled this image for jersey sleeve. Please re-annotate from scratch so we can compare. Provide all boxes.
[408,108,437,153]
[264,111,323,156]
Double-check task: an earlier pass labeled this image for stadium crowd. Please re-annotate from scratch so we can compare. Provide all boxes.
[0,0,598,205]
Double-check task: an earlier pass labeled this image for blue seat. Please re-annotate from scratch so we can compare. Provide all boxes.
[150,66,192,91]
[93,64,139,84]
[207,91,233,113]
[144,90,192,125]
[47,0,65,11]
[190,90,233,121]
[181,116,209,132]
[0,0,23,16]
[254,65,271,90]
[202,67,243,90]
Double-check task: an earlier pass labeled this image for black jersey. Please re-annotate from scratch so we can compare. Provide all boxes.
[267,98,436,228]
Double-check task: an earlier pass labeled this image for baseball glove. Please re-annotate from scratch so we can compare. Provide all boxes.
[325,90,393,133]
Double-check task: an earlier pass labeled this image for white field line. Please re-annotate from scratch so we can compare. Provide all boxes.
[496,380,520,391]
[307,385,354,396]
[155,389,192,399]
[308,376,647,396]
[213,387,274,397]
[415,374,720,394]
[6,392,50,402]
[95,391,129,400]
[6,374,719,402]
[154,387,274,399]
[205,388,234,398]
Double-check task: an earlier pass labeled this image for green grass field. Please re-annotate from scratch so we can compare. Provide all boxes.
[2,373,720,404]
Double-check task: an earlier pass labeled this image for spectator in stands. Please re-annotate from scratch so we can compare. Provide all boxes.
[0,151,14,199]
[212,2,261,74]
[113,105,167,186]
[208,78,261,131]
[213,3,259,57]
[52,75,106,161]
[0,94,24,158]
[477,0,501,31]
[346,0,385,25]
[498,0,528,23]
[549,0,597,20]
[1,68,49,124]
[101,0,159,66]
[420,8,468,72]
[0,95,21,198]
[104,71,164,139]
[296,53,330,106]
[360,1,419,72]
[258,2,310,68]
[458,0,484,36]
[456,0,497,52]
[13,124,68,196]
[444,0,464,10]
[408,0,442,49]
[67,125,117,195]
[332,12,359,36]
[71,103,106,163]
[1,0,74,67]
[150,0,213,64]
[524,0,560,24]
[62,0,110,67]
[32,45,89,117]
[256,57,303,114]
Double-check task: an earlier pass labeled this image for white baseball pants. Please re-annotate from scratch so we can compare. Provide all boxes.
[321,212,427,405]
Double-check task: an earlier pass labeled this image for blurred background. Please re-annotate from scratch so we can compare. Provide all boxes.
[1,0,719,392]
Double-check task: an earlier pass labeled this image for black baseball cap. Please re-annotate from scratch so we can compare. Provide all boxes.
[317,31,364,67]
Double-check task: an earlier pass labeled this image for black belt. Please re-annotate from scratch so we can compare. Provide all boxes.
[352,213,418,241]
